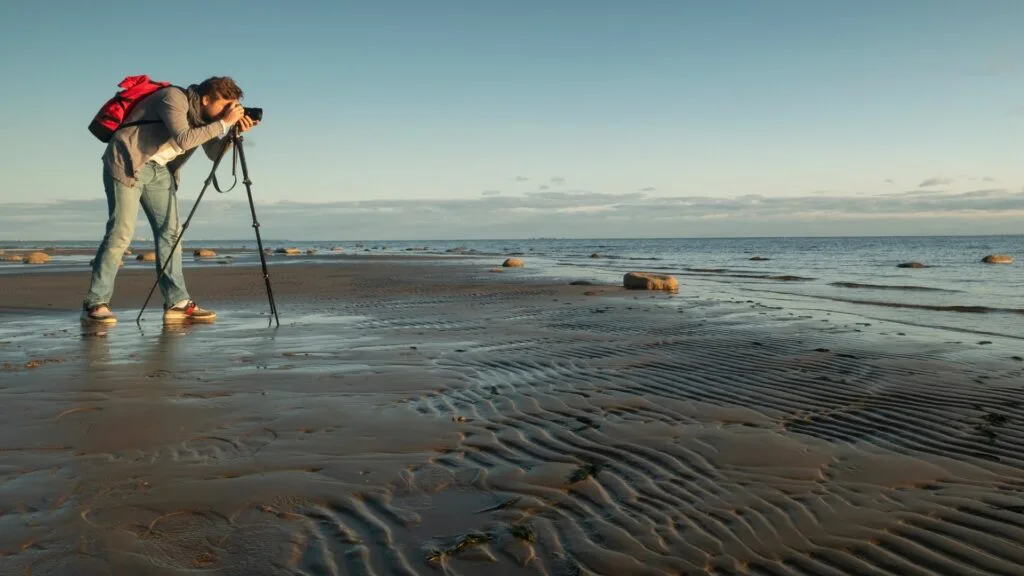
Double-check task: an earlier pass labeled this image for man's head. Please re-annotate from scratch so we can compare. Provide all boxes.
[197,76,244,122]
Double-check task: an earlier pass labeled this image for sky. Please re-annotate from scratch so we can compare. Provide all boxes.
[1,0,1022,240]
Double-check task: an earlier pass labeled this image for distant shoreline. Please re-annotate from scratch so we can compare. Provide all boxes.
[2,232,1024,244]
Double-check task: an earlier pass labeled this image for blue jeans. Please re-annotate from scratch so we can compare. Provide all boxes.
[84,162,190,309]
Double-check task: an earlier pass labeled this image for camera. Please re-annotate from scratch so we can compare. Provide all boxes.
[244,107,263,121]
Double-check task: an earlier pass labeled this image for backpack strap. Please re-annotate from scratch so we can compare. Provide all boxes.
[117,119,162,131]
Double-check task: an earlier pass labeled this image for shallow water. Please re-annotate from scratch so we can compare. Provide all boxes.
[5,235,1020,340]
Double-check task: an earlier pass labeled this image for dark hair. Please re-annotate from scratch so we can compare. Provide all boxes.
[196,76,244,100]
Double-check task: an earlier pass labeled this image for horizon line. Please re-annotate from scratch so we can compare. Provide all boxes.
[2,232,1023,244]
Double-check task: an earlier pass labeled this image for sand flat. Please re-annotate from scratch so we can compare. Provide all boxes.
[1,259,1024,575]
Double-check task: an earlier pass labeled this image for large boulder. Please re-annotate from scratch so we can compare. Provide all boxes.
[22,251,50,264]
[503,258,525,268]
[624,272,678,291]
[194,248,217,258]
[137,251,157,262]
[982,254,1014,264]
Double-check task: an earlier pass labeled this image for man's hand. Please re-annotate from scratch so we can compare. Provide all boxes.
[222,103,245,126]
[238,114,259,133]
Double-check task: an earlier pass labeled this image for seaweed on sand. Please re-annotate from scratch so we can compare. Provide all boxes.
[425,530,494,563]
[568,460,602,484]
[509,522,537,543]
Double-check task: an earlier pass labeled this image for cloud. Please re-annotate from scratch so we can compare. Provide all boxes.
[964,52,1020,77]
[3,187,1023,240]
[983,177,996,182]
[885,179,894,184]
[550,177,566,185]
[538,185,549,190]
[881,189,948,198]
[919,177,955,188]
[514,176,529,182]
[639,186,656,192]
[481,190,501,196]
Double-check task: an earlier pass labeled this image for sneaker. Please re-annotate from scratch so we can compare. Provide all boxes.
[81,304,117,324]
[163,300,217,323]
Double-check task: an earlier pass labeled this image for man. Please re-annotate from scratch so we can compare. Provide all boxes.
[82,76,258,325]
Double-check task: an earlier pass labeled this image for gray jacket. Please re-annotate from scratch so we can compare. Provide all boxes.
[103,86,230,189]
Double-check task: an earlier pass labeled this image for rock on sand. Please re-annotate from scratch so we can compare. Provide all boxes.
[897,262,926,268]
[275,247,302,255]
[137,252,157,262]
[194,249,217,258]
[503,258,525,268]
[982,254,1014,264]
[624,272,678,291]
[22,251,51,264]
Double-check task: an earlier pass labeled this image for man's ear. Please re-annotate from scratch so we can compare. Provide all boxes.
[200,95,210,107]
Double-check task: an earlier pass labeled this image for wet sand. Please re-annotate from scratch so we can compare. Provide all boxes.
[2,258,1024,575]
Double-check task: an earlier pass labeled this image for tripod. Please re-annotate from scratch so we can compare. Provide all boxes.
[136,125,280,326]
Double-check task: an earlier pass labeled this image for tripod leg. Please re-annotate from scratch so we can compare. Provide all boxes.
[136,137,233,325]
[232,133,280,326]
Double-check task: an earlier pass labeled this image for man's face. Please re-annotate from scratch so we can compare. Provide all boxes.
[200,94,239,122]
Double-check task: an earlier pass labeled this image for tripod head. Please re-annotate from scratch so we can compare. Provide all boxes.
[213,125,247,194]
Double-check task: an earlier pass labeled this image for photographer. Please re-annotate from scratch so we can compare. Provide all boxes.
[82,76,259,324]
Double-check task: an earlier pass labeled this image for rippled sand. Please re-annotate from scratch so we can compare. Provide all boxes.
[2,260,1024,575]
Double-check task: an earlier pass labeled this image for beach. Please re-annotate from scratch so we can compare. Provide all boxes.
[2,254,1024,575]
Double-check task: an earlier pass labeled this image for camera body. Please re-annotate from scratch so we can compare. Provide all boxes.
[244,107,263,122]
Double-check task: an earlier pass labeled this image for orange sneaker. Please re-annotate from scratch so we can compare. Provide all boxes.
[163,300,216,323]
[81,304,117,324]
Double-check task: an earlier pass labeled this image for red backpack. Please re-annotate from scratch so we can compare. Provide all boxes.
[88,75,172,142]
